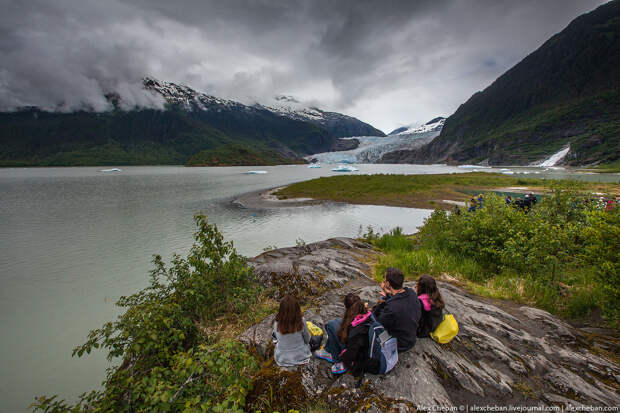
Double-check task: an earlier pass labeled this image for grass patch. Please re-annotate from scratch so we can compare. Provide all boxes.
[275,173,620,210]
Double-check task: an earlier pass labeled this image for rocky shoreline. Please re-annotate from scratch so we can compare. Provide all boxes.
[240,238,620,412]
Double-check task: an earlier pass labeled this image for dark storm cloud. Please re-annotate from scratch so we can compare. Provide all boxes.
[0,0,609,130]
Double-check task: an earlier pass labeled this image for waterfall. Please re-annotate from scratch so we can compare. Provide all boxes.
[538,146,570,167]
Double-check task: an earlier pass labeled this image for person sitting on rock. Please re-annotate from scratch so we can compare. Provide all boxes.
[372,267,421,352]
[315,293,360,374]
[338,298,375,377]
[415,275,445,338]
[273,294,312,367]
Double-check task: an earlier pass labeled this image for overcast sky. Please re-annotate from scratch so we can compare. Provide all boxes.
[0,0,608,132]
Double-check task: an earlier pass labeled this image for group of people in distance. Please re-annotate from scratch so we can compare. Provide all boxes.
[271,268,445,376]
[457,192,539,215]
[468,193,484,212]
[505,193,538,211]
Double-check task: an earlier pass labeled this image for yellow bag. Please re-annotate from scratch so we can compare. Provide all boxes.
[306,321,324,352]
[306,321,323,337]
[430,314,459,344]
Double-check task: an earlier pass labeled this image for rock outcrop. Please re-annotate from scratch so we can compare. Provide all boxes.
[247,237,377,301]
[331,138,361,152]
[240,238,620,412]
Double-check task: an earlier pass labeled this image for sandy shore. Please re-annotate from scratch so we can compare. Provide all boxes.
[232,186,327,209]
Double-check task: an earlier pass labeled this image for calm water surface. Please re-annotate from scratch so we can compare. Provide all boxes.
[1,164,617,412]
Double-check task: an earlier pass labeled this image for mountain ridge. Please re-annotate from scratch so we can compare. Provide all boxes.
[381,1,620,166]
[0,77,383,166]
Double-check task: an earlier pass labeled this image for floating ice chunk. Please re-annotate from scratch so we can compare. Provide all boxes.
[100,168,122,172]
[331,165,359,172]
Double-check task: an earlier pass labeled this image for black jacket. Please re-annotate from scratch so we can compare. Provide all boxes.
[340,319,371,377]
[373,287,421,352]
[417,304,444,338]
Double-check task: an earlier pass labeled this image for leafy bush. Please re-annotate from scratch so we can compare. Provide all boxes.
[32,214,260,412]
[376,187,619,325]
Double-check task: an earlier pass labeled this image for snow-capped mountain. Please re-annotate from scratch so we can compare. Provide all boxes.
[256,95,325,121]
[143,77,247,111]
[255,95,385,138]
[308,117,445,164]
[142,78,384,138]
[388,117,446,136]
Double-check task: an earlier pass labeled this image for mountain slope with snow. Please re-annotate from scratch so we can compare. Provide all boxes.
[141,80,384,138]
[388,117,445,136]
[256,95,385,138]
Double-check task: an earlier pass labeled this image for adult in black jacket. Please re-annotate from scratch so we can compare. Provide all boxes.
[372,267,421,352]
[416,275,445,337]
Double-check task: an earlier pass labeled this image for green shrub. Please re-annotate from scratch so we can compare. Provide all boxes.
[32,214,260,412]
[375,187,619,325]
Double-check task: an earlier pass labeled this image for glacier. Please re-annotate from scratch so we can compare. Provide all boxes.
[308,118,445,164]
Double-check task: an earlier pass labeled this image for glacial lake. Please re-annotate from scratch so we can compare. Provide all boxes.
[1,164,618,412]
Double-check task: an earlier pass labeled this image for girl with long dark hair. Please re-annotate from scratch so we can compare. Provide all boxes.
[337,298,374,376]
[315,292,374,376]
[314,293,358,368]
[273,295,311,367]
[415,275,445,337]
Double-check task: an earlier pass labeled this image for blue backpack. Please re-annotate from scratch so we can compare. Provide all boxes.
[367,315,398,374]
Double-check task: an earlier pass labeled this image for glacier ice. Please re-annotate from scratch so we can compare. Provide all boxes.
[308,129,441,164]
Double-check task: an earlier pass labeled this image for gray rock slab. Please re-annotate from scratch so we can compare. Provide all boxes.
[240,237,620,410]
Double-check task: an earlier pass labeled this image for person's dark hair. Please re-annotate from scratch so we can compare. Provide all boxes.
[343,292,360,310]
[385,267,404,290]
[416,275,445,310]
[276,294,303,334]
[338,296,366,342]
